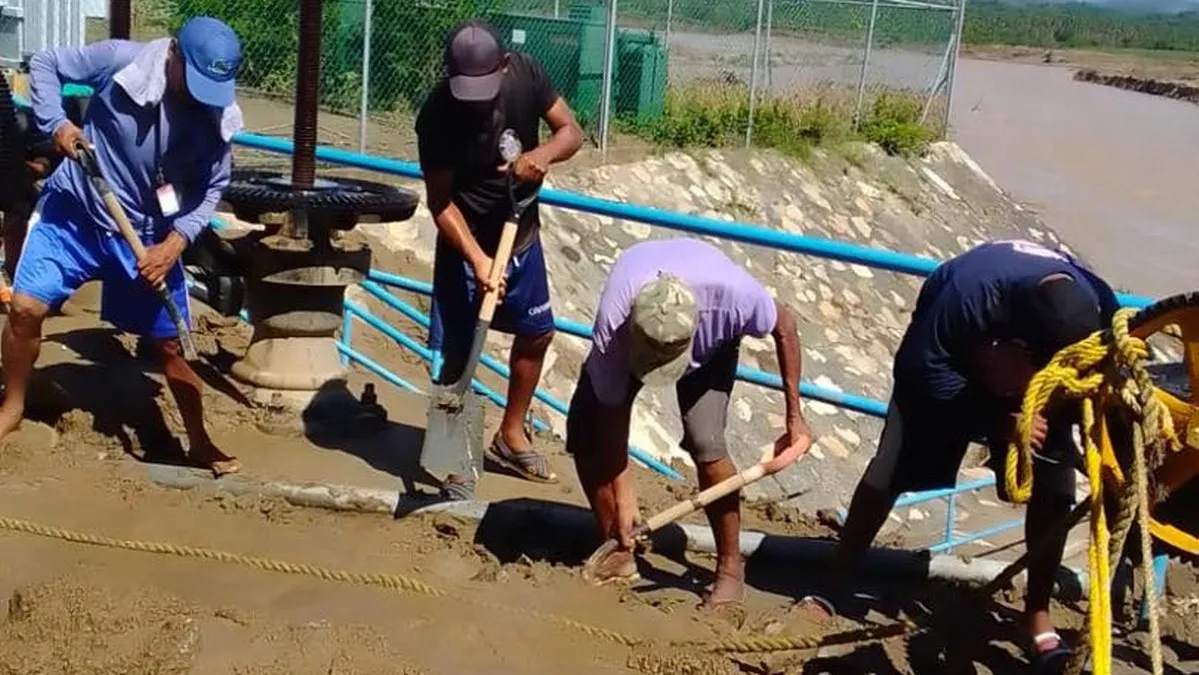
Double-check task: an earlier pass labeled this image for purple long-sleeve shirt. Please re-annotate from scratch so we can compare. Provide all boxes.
[30,39,231,243]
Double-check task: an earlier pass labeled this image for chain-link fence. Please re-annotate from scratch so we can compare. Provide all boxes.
[87,0,962,155]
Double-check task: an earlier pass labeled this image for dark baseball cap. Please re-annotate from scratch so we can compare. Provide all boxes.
[444,21,505,102]
[1024,276,1102,361]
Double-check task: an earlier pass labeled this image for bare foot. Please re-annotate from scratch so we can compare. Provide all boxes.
[190,442,240,478]
[499,425,533,454]
[583,546,640,585]
[0,404,25,445]
[700,569,746,610]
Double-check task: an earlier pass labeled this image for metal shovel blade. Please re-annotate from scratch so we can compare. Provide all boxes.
[420,382,485,480]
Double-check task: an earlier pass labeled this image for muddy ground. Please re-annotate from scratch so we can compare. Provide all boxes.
[0,275,1194,674]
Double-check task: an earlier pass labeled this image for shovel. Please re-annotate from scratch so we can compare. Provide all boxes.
[420,133,536,482]
[582,438,811,582]
[73,142,196,360]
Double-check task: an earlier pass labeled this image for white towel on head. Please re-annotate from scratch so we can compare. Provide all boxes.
[112,37,244,142]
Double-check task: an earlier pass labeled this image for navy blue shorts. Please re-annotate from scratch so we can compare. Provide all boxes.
[428,235,554,383]
[12,191,191,339]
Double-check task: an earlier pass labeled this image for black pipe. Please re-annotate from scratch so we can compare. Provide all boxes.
[109,0,131,40]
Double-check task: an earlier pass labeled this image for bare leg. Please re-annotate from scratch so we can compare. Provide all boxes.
[574,441,639,581]
[1024,485,1072,652]
[570,381,639,582]
[0,293,49,442]
[156,337,239,477]
[499,330,553,453]
[696,456,745,607]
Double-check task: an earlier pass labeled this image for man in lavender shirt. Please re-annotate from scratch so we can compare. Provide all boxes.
[0,18,242,475]
[567,237,813,607]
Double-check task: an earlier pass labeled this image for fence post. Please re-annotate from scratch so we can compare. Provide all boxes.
[358,0,374,153]
[745,0,766,148]
[665,0,674,61]
[764,0,774,90]
[854,0,881,129]
[944,0,969,134]
[598,0,619,153]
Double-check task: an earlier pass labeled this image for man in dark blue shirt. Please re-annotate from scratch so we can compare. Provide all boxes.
[802,240,1119,669]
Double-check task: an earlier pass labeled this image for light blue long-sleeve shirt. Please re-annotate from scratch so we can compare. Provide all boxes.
[30,39,232,244]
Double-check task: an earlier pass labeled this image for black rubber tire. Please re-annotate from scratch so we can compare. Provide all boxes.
[222,170,419,225]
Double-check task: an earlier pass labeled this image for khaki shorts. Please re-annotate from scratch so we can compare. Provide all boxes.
[567,340,741,465]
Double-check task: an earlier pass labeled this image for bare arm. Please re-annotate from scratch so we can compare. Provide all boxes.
[534,97,584,165]
[424,168,486,268]
[765,300,813,473]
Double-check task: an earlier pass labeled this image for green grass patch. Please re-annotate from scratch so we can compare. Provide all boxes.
[616,82,939,159]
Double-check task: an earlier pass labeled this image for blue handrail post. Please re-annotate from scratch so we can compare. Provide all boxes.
[1140,553,1170,623]
[944,495,957,553]
[340,312,353,366]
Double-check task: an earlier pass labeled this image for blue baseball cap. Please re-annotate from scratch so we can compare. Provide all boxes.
[177,16,242,108]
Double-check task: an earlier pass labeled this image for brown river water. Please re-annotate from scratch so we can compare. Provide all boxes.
[950,57,1199,298]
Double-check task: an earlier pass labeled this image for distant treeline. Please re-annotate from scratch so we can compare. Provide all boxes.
[610,0,1199,52]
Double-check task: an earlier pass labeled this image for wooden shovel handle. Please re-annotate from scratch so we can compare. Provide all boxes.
[478,220,518,324]
[643,463,768,531]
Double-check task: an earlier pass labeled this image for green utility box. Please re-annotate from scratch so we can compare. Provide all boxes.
[489,3,667,129]
[488,11,584,112]
[615,29,667,121]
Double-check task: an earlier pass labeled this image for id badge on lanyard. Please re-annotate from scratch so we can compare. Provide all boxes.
[154,103,180,217]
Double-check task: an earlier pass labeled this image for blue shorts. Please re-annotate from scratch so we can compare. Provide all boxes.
[12,191,191,340]
[428,235,554,382]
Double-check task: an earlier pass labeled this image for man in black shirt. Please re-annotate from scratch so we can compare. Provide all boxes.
[800,240,1120,671]
[415,21,583,499]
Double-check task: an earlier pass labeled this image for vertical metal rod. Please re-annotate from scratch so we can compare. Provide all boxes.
[555,0,561,18]
[920,37,954,124]
[745,0,766,148]
[40,0,49,52]
[944,0,969,135]
[665,0,674,62]
[109,0,130,40]
[854,0,881,129]
[358,0,374,153]
[341,312,353,366]
[944,495,957,553]
[764,0,773,90]
[292,0,324,189]
[598,0,619,153]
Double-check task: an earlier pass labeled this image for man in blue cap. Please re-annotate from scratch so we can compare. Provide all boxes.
[416,20,583,499]
[0,17,244,476]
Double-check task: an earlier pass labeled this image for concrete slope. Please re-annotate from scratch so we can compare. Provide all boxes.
[362,141,1070,517]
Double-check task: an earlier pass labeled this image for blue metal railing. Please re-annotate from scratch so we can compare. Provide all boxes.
[9,93,1151,550]
[225,133,1161,552]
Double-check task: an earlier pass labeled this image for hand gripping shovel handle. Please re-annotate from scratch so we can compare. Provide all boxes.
[448,166,527,396]
[583,463,770,580]
[73,142,196,360]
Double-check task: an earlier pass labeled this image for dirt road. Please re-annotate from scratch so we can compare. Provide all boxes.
[0,286,1194,673]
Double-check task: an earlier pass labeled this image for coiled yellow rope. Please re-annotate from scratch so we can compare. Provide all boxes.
[0,515,912,655]
[1004,307,1176,675]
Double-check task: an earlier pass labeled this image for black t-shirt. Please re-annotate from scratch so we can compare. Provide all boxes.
[893,239,1119,404]
[415,52,558,256]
